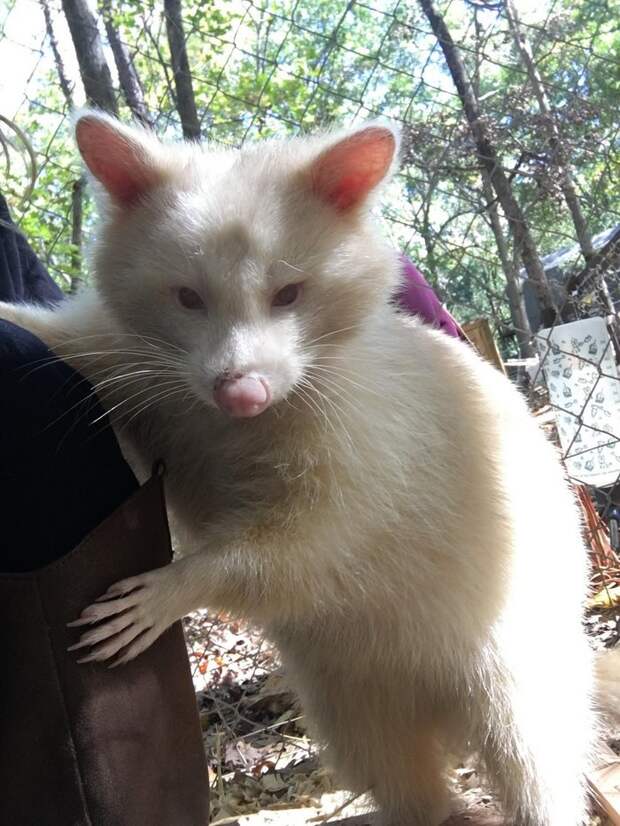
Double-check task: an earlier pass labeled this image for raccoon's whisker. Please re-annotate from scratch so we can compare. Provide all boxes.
[83,360,182,385]
[296,376,355,452]
[303,380,356,450]
[116,384,191,430]
[133,334,188,356]
[292,382,328,424]
[17,353,63,376]
[304,370,356,408]
[92,368,183,393]
[21,347,185,379]
[292,381,339,438]
[307,365,385,401]
[308,348,369,359]
[41,383,116,434]
[49,330,189,356]
[277,259,305,274]
[314,362,413,382]
[182,391,204,416]
[91,378,188,425]
[304,325,361,347]
[282,395,303,415]
[67,362,187,409]
[92,373,184,408]
[305,371,358,412]
[39,360,192,434]
[49,343,187,366]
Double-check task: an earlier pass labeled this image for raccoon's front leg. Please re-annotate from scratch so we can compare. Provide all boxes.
[67,545,265,666]
[67,539,311,666]
[0,294,122,382]
[0,300,64,350]
[67,556,207,667]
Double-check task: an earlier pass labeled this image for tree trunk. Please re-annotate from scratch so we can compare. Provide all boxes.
[100,0,152,128]
[40,0,74,109]
[503,0,614,317]
[164,0,201,140]
[481,174,534,356]
[418,0,557,326]
[61,0,117,114]
[69,177,84,295]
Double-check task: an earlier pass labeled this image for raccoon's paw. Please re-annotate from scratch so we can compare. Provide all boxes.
[67,564,182,667]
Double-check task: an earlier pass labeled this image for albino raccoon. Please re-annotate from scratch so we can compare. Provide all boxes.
[0,112,595,825]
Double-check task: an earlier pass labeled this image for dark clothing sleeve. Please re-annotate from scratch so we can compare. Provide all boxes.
[0,193,64,306]
[0,194,138,572]
[0,320,139,571]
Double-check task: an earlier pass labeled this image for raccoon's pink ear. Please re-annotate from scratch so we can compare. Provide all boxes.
[309,126,397,212]
[75,114,163,207]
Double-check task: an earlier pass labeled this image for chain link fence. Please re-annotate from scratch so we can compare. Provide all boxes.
[1,0,620,820]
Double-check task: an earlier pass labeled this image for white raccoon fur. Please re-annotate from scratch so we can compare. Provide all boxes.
[0,112,597,825]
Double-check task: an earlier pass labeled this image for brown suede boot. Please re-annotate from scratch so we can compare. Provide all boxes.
[0,473,210,826]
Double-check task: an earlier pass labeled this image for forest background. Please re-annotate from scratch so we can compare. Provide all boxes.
[0,0,618,358]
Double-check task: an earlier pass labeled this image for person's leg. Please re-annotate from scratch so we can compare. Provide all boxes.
[0,319,138,572]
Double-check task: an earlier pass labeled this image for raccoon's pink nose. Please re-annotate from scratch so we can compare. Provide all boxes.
[213,374,272,418]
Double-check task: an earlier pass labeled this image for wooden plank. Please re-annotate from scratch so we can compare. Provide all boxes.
[587,743,620,825]
[462,318,506,374]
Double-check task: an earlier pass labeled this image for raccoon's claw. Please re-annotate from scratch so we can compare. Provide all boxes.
[67,566,176,666]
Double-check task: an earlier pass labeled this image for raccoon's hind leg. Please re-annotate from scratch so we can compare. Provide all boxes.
[291,662,456,826]
[373,723,453,826]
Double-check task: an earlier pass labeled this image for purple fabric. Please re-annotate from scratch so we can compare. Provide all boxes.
[395,255,465,340]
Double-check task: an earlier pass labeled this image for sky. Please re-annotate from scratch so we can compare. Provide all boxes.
[0,0,552,119]
[0,0,82,117]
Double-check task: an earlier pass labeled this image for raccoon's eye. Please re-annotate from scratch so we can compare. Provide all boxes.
[272,282,302,307]
[176,287,205,310]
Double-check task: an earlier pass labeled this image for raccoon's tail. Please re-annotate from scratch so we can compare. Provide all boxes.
[595,645,620,721]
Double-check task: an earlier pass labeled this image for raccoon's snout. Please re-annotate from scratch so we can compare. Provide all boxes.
[213,373,272,418]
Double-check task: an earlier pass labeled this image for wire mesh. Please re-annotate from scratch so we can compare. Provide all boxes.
[1,0,619,820]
